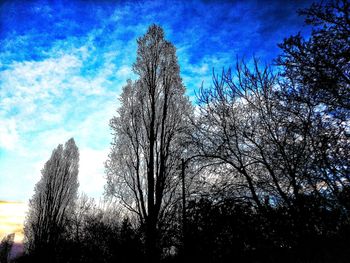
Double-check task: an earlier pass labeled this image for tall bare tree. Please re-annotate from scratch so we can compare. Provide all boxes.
[105,25,192,261]
[24,138,79,260]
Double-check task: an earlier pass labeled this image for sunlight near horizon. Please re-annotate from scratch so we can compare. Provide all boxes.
[0,201,27,243]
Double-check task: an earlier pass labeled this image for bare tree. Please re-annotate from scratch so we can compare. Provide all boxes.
[71,193,95,244]
[105,24,192,261]
[276,0,350,121]
[276,0,350,207]
[24,138,79,259]
[194,59,349,237]
[193,60,321,212]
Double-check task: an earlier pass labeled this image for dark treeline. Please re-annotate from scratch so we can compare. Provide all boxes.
[13,0,349,262]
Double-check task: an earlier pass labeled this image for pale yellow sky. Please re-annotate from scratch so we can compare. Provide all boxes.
[0,201,27,243]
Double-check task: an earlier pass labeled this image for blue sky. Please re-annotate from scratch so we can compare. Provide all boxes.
[0,0,314,202]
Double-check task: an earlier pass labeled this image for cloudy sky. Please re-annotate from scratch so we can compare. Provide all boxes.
[0,0,313,203]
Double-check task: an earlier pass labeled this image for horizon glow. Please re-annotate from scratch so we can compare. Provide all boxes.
[0,201,27,243]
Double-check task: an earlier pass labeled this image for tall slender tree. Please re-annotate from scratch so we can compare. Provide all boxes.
[24,138,79,260]
[105,25,192,262]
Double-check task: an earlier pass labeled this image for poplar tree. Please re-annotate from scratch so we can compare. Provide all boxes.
[25,138,79,260]
[105,25,192,262]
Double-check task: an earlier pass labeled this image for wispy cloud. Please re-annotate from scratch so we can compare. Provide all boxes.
[0,39,120,200]
[0,0,313,202]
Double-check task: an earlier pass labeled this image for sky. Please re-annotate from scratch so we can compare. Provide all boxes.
[0,0,315,209]
[0,200,26,243]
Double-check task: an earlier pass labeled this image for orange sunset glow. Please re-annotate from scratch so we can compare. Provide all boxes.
[0,201,27,244]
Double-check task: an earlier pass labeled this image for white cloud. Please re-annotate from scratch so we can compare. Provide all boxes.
[0,53,82,138]
[0,41,123,201]
[0,119,19,150]
[116,65,133,78]
[79,148,109,198]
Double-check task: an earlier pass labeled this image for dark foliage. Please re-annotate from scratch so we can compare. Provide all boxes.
[181,192,350,263]
[0,233,15,263]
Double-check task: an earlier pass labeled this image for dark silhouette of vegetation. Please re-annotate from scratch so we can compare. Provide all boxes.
[15,1,349,262]
[0,233,15,263]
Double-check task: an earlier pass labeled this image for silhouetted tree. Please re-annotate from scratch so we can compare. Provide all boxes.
[71,193,94,245]
[277,0,350,209]
[105,24,192,262]
[24,138,79,262]
[277,0,350,121]
[0,233,15,263]
[67,199,142,263]
[192,59,349,262]
[194,61,288,210]
[187,0,350,261]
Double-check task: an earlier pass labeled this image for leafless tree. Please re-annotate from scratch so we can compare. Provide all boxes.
[24,138,79,259]
[276,0,350,121]
[276,0,350,206]
[70,193,94,244]
[193,60,323,212]
[105,24,192,261]
[193,56,349,229]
